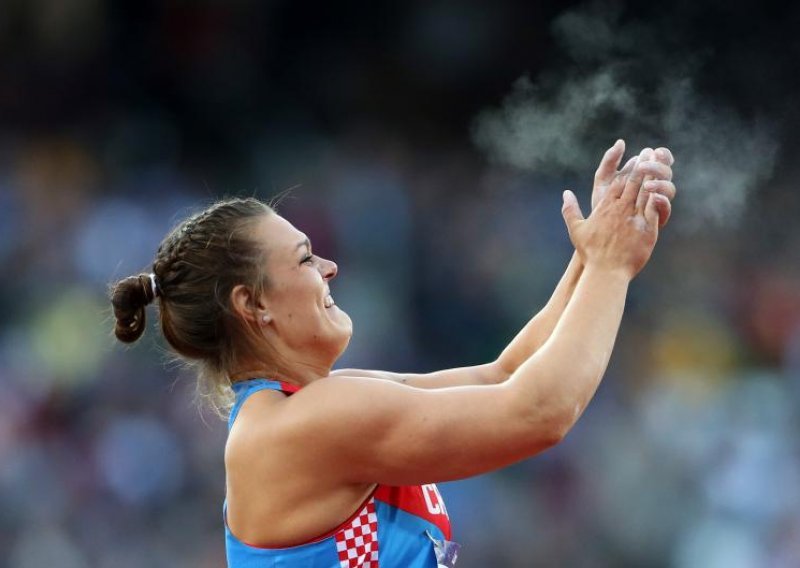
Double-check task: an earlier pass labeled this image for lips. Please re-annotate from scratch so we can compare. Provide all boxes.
[323,291,335,308]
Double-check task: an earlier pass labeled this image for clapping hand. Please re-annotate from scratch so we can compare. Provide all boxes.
[562,150,672,280]
[592,140,676,228]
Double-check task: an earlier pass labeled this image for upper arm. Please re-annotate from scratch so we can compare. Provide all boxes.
[273,376,563,486]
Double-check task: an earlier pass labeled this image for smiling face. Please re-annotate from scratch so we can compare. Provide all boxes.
[253,213,352,365]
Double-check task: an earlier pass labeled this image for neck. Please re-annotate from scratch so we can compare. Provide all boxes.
[229,355,333,389]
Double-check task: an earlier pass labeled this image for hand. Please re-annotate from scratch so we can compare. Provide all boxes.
[562,158,670,280]
[592,141,676,228]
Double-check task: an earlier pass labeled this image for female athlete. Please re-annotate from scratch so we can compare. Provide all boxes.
[110,140,676,567]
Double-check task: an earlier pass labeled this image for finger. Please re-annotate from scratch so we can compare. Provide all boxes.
[638,160,673,181]
[594,139,626,185]
[622,154,650,205]
[595,155,637,209]
[635,180,650,215]
[644,192,666,229]
[606,159,634,200]
[618,156,637,176]
[636,148,656,214]
[561,189,585,231]
[643,179,676,202]
[655,195,672,228]
[655,147,675,166]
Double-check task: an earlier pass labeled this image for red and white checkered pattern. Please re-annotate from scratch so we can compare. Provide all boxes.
[334,497,379,567]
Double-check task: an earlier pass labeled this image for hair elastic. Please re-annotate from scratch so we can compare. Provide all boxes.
[149,273,160,299]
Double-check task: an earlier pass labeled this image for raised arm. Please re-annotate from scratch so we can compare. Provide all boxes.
[270,161,670,486]
[495,142,675,377]
[331,141,675,389]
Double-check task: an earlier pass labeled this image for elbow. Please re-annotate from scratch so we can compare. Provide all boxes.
[539,414,574,448]
[488,359,512,385]
[506,365,596,452]
[520,399,581,451]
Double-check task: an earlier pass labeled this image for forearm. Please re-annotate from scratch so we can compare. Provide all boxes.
[334,252,585,390]
[506,265,629,436]
[496,251,583,377]
[331,362,503,388]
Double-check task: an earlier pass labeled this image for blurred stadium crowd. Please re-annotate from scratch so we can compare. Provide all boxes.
[1,1,800,567]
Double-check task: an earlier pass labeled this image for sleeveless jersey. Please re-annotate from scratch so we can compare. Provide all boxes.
[224,378,460,568]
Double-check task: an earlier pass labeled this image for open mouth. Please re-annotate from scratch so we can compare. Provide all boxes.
[323,291,335,309]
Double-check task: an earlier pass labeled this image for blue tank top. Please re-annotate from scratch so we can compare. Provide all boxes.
[224,378,460,568]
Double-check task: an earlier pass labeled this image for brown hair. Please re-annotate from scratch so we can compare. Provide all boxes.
[110,197,273,414]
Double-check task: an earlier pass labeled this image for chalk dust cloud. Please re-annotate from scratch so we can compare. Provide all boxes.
[472,3,778,229]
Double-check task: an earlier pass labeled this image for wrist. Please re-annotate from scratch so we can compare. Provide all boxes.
[582,261,634,284]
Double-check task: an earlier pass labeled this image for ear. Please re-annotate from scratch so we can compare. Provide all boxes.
[230,284,271,326]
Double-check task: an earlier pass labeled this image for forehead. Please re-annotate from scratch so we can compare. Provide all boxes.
[254,213,307,254]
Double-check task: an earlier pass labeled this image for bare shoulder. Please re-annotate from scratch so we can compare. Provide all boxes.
[276,376,410,434]
[224,376,404,463]
[223,384,378,545]
[224,388,288,468]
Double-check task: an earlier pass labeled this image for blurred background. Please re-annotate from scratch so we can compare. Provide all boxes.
[1,0,799,566]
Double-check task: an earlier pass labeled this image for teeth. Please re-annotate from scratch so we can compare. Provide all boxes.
[324,294,334,308]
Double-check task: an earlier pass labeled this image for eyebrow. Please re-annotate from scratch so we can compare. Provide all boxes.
[295,238,311,252]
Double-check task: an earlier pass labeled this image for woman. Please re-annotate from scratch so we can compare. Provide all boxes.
[111,140,675,567]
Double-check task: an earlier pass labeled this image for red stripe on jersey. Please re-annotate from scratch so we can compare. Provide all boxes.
[374,484,451,540]
[276,381,300,394]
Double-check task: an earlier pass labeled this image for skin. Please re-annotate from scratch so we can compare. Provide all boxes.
[229,214,353,386]
[224,141,676,547]
[335,142,675,387]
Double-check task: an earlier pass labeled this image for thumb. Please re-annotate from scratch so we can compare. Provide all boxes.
[561,190,585,230]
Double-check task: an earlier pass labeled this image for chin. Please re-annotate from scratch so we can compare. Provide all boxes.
[343,312,353,335]
[335,319,353,355]
[323,307,352,358]
[340,319,354,345]
[334,307,353,334]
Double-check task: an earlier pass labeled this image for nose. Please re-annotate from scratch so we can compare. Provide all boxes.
[319,257,338,280]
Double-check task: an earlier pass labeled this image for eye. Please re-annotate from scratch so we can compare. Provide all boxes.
[301,254,314,265]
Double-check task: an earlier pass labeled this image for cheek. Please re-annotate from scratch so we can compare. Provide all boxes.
[276,285,320,324]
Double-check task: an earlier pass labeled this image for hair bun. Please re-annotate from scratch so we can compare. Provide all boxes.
[111,274,157,343]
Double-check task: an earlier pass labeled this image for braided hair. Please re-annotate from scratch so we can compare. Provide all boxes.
[110,197,273,412]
